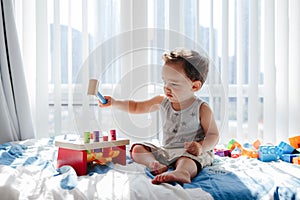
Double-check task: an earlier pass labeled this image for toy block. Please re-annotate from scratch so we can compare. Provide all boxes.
[214,150,224,157]
[293,157,300,165]
[112,145,127,165]
[292,149,300,154]
[280,154,300,163]
[231,147,241,158]
[289,136,300,149]
[242,148,258,158]
[214,149,231,157]
[275,141,295,156]
[227,139,242,151]
[252,139,261,149]
[243,143,252,148]
[57,148,87,176]
[258,146,278,162]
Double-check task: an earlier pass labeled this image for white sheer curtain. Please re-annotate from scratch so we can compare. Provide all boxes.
[0,0,34,143]
[14,0,300,144]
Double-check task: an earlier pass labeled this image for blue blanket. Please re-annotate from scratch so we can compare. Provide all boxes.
[144,164,253,200]
[184,168,253,200]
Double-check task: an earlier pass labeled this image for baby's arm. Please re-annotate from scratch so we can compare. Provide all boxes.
[99,95,164,114]
[184,103,219,156]
[199,103,219,152]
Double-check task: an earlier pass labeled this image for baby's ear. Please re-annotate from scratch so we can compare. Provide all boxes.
[192,80,202,91]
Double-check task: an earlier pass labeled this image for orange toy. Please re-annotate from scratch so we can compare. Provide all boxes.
[293,156,300,165]
[87,150,120,165]
[252,139,261,149]
[227,139,242,151]
[227,139,261,158]
[242,148,259,158]
[289,136,300,149]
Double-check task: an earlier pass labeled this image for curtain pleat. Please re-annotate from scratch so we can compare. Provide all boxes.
[0,0,34,143]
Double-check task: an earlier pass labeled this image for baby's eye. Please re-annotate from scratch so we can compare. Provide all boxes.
[163,81,178,87]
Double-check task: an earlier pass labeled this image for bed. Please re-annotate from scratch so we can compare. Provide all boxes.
[1,135,300,200]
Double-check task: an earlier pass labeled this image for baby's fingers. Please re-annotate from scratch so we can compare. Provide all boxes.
[98,96,111,107]
[184,142,192,149]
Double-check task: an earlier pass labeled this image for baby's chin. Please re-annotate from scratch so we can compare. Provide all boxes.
[167,97,180,103]
[165,94,188,104]
[169,96,196,105]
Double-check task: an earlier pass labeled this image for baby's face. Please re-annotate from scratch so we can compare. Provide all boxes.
[162,62,195,103]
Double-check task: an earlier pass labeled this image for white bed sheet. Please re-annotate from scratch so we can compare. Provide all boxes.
[0,137,213,200]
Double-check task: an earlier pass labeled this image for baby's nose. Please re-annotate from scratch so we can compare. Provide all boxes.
[164,85,171,91]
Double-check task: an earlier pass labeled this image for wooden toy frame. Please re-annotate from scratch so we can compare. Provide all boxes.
[55,139,130,175]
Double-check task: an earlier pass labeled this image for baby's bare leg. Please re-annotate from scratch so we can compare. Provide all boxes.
[148,160,168,175]
[131,145,168,175]
[152,157,198,184]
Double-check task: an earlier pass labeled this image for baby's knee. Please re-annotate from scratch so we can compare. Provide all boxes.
[131,144,150,154]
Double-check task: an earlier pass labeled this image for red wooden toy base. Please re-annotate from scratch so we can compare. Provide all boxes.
[57,148,88,176]
[55,139,129,176]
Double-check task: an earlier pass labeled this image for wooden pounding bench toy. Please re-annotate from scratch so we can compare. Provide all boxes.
[55,79,131,176]
[55,133,130,176]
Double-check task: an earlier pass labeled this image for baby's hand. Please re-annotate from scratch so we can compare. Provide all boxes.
[184,141,202,156]
[98,96,112,107]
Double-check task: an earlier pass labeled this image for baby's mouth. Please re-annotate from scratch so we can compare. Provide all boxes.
[166,93,173,98]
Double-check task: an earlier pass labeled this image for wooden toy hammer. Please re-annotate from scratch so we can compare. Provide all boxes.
[87,79,107,104]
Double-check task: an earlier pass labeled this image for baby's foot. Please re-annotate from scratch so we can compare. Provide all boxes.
[149,161,168,175]
[152,170,191,184]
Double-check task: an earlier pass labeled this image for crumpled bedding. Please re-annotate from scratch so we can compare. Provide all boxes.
[1,136,300,200]
[0,137,212,200]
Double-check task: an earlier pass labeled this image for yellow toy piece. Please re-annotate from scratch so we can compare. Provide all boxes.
[87,150,120,165]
